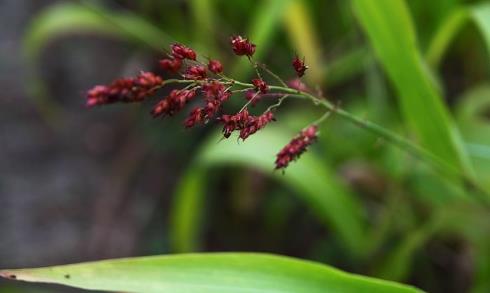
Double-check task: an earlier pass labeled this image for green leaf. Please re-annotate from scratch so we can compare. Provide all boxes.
[0,253,424,293]
[170,168,207,253]
[171,126,367,256]
[189,0,218,55]
[426,3,490,68]
[352,0,475,180]
[24,2,170,62]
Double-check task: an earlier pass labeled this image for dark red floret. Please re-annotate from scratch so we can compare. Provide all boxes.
[292,55,308,77]
[207,60,223,74]
[184,65,207,80]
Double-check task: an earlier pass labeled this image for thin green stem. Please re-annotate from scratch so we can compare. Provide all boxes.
[257,63,288,87]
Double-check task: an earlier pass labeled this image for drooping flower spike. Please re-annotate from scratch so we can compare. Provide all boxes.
[275,125,318,170]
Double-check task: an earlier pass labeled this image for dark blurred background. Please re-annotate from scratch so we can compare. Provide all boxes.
[1,0,490,292]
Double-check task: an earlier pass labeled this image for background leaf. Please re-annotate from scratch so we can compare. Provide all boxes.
[352,0,475,181]
[170,126,367,256]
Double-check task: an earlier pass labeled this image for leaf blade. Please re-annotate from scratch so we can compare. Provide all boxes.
[0,253,423,293]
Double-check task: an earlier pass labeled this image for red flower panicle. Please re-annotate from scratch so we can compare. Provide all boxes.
[252,78,268,94]
[207,60,223,74]
[230,35,256,57]
[171,43,196,60]
[151,89,197,117]
[275,125,318,170]
[184,65,207,80]
[292,55,308,77]
[86,71,162,107]
[159,57,182,73]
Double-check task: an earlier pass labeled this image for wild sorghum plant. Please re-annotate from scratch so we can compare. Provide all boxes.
[86,35,327,170]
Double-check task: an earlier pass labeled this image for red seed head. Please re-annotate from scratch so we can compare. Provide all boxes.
[171,43,196,60]
[292,55,308,77]
[207,60,223,74]
[230,35,256,57]
[252,78,268,94]
[159,58,182,73]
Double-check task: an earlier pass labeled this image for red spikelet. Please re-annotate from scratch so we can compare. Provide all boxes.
[151,89,197,117]
[275,125,318,170]
[86,72,163,107]
[292,55,308,77]
[171,43,197,60]
[230,35,256,57]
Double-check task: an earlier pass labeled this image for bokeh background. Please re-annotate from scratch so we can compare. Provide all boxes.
[1,0,490,292]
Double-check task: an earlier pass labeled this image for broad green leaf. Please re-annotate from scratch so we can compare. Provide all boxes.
[283,0,324,84]
[426,3,490,68]
[352,0,475,181]
[171,126,367,256]
[24,2,170,62]
[0,253,424,293]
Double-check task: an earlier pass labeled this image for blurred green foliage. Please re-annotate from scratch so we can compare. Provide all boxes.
[11,0,490,292]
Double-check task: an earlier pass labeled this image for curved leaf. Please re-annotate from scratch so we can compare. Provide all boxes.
[426,3,490,68]
[24,2,170,62]
[0,253,423,293]
[171,126,367,256]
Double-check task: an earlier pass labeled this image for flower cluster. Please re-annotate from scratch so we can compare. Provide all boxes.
[275,125,318,169]
[86,35,319,170]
